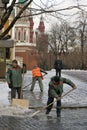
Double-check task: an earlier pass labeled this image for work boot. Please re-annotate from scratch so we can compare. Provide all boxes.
[46,110,50,115]
[30,89,33,92]
[57,112,61,117]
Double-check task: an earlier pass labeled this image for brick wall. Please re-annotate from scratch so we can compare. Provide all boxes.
[15,50,40,70]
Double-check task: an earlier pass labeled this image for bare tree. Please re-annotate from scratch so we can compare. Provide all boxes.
[36,32,49,69]
[48,22,76,59]
[0,0,33,40]
[0,0,87,40]
[36,34,48,53]
[48,25,59,59]
[75,11,87,69]
[60,22,76,53]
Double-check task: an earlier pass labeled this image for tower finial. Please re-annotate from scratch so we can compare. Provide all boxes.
[38,15,45,33]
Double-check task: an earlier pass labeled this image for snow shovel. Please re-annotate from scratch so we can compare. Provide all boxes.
[12,70,29,108]
[31,88,75,117]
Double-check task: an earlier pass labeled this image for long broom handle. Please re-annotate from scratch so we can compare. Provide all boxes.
[20,69,24,98]
[23,73,47,89]
[31,88,74,117]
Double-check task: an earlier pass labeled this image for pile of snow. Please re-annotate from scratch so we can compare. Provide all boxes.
[0,81,10,105]
[0,105,32,117]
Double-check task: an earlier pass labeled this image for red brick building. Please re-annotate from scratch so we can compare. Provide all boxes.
[14,4,49,70]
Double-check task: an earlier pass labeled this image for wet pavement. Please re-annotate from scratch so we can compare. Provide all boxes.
[0,109,87,130]
[0,70,87,130]
[23,70,87,108]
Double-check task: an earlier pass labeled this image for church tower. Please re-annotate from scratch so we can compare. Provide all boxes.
[29,10,34,43]
[38,15,45,33]
[35,15,48,53]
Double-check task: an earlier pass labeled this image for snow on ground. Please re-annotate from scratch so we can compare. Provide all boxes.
[23,69,87,108]
[0,80,32,117]
[0,69,87,116]
[0,82,10,105]
[0,105,32,116]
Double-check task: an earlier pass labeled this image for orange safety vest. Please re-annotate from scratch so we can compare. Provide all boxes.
[32,67,42,77]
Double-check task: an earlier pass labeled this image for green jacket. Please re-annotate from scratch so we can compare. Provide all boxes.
[48,76,75,98]
[7,65,26,88]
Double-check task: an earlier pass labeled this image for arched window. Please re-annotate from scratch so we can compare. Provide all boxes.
[15,31,17,41]
[15,31,16,40]
[24,30,26,41]
[18,31,21,41]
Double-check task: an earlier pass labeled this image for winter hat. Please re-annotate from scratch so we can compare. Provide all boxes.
[12,59,18,64]
[53,76,60,83]
[33,65,38,68]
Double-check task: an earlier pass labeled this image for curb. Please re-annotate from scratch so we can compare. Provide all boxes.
[29,105,87,110]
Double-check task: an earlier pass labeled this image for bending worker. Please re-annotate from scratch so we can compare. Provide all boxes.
[46,76,76,117]
[30,65,47,92]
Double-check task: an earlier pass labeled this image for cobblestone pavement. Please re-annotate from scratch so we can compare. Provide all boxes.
[0,70,87,130]
[1,70,87,108]
[23,70,87,108]
[62,70,87,83]
[0,108,87,130]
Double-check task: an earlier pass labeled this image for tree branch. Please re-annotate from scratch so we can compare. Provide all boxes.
[19,5,84,18]
[0,0,33,39]
[0,0,16,30]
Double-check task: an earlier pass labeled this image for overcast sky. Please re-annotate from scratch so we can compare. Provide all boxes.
[32,0,87,31]
[9,0,87,31]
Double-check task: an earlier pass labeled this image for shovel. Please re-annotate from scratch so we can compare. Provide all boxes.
[31,88,74,117]
[12,69,29,108]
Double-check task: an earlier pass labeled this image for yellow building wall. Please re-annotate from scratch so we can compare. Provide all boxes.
[4,18,15,61]
[4,19,12,36]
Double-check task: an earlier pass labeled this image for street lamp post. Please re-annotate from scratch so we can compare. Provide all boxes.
[0,0,9,32]
[2,0,9,9]
[0,0,9,17]
[2,0,9,4]
[0,0,4,25]
[0,0,10,79]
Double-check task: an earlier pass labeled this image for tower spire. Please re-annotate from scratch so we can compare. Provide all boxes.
[29,6,34,43]
[38,15,45,33]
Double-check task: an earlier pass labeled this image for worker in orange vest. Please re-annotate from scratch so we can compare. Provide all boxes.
[30,65,47,92]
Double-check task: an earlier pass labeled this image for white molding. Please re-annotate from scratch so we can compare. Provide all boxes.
[16,42,36,46]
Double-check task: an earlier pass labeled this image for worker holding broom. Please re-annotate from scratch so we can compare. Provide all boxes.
[46,76,76,117]
[7,59,26,99]
[30,65,47,92]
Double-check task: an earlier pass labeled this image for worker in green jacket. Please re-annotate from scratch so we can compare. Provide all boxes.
[46,76,76,117]
[7,60,26,99]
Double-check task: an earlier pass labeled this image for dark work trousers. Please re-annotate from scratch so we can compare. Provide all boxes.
[11,87,21,99]
[30,77,43,92]
[56,69,61,77]
[46,97,61,114]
